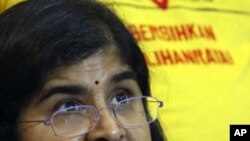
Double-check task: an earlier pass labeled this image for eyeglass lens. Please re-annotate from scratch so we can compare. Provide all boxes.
[50,97,160,137]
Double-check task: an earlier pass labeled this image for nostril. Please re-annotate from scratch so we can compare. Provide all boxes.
[95,138,108,141]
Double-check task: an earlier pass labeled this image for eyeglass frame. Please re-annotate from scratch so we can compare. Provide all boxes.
[20,96,163,138]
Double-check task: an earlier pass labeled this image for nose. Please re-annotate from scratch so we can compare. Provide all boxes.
[85,108,126,141]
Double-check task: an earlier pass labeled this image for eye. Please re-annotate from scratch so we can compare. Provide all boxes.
[54,98,82,112]
[110,89,131,105]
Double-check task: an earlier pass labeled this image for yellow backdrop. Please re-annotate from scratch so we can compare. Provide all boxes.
[1,0,250,141]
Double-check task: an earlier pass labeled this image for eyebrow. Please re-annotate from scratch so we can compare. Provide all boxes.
[39,85,88,103]
[39,70,137,103]
[110,70,137,84]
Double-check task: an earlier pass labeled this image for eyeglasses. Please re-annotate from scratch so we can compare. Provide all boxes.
[20,96,163,138]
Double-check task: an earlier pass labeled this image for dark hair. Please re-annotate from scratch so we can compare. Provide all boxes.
[0,0,165,140]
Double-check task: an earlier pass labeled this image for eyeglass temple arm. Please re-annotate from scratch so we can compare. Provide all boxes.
[158,101,164,107]
[147,100,164,107]
[19,119,50,125]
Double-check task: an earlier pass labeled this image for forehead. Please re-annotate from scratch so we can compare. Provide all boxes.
[45,46,131,85]
[36,46,137,103]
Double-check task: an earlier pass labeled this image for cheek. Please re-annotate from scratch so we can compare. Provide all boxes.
[19,124,54,141]
[19,124,86,141]
[126,126,152,141]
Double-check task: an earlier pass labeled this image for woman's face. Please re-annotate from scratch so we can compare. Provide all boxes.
[19,47,152,141]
